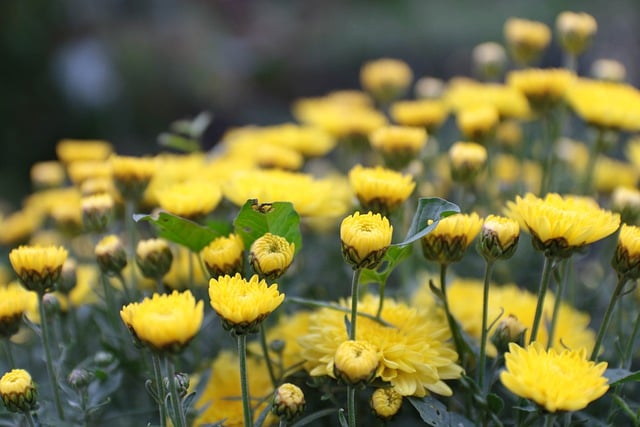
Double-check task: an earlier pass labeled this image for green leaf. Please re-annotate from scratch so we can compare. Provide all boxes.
[157,133,201,153]
[134,212,225,252]
[486,393,504,414]
[394,197,460,247]
[606,368,640,385]
[407,396,449,426]
[233,199,302,254]
[360,245,412,285]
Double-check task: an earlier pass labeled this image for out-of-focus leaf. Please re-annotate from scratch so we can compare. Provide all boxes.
[408,396,450,426]
[157,133,201,153]
[134,211,224,252]
[395,197,460,247]
[606,368,640,385]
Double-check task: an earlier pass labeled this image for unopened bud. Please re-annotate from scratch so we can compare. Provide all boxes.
[272,383,306,422]
[95,235,128,275]
[136,239,173,280]
[370,387,403,420]
[491,314,526,354]
[333,340,379,386]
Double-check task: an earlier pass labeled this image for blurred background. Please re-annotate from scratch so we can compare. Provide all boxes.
[1,0,639,205]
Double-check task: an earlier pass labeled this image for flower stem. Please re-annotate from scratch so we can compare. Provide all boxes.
[582,128,606,195]
[540,112,560,195]
[125,199,139,293]
[3,339,15,369]
[151,353,167,427]
[165,355,187,427]
[477,260,495,393]
[547,259,569,349]
[623,310,640,369]
[238,334,253,427]
[38,292,65,421]
[349,269,362,340]
[25,411,37,427]
[591,275,627,360]
[439,263,468,361]
[260,323,278,387]
[376,280,386,320]
[529,256,554,344]
[347,386,357,427]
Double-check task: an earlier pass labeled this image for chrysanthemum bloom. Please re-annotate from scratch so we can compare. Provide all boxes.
[448,141,487,183]
[95,234,127,275]
[333,340,380,385]
[456,104,499,141]
[9,245,68,294]
[507,68,576,112]
[300,294,462,397]
[0,210,41,246]
[370,387,403,420]
[155,180,222,221]
[389,99,449,133]
[421,213,483,264]
[503,18,551,65]
[590,59,627,83]
[56,139,113,164]
[500,342,608,413]
[478,215,520,261]
[0,369,37,413]
[80,177,114,197]
[81,193,114,232]
[360,58,413,103]
[612,224,640,281]
[369,125,428,168]
[444,80,531,120]
[135,239,173,280]
[472,42,507,81]
[272,383,305,422]
[208,273,285,335]
[261,123,336,158]
[556,11,597,56]
[120,290,203,353]
[30,161,66,190]
[594,156,638,194]
[611,186,640,225]
[0,283,30,338]
[66,160,112,187]
[110,155,156,200]
[249,233,295,281]
[348,165,415,215]
[201,233,245,279]
[505,193,620,258]
[340,211,393,269]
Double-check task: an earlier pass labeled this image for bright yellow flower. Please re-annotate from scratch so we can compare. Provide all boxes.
[556,11,597,55]
[120,290,203,353]
[272,383,305,422]
[507,68,576,111]
[299,294,462,397]
[370,387,403,420]
[201,233,245,279]
[260,123,336,157]
[360,58,413,103]
[9,245,68,294]
[456,104,499,140]
[500,342,608,412]
[389,99,449,132]
[0,283,30,338]
[340,211,393,269]
[479,215,520,260]
[333,340,380,385]
[369,125,428,166]
[224,132,304,171]
[444,80,530,119]
[208,274,284,335]
[0,210,41,246]
[110,155,156,200]
[30,161,66,189]
[66,160,112,186]
[612,223,640,280]
[348,165,415,215]
[448,142,487,182]
[0,369,37,413]
[421,213,483,264]
[503,18,551,65]
[156,179,222,220]
[56,139,113,164]
[249,233,295,280]
[505,193,620,258]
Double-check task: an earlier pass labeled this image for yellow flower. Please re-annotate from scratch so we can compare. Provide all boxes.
[208,273,284,335]
[500,342,608,412]
[348,165,415,215]
[299,294,462,397]
[495,120,523,148]
[479,214,520,260]
[612,223,640,280]
[333,340,380,385]
[340,211,393,269]
[503,18,551,65]
[272,383,305,422]
[9,245,68,294]
[448,142,488,182]
[120,290,203,353]
[261,123,336,157]
[370,387,403,420]
[224,132,304,171]
[66,160,112,186]
[135,238,173,280]
[611,186,640,225]
[591,59,626,82]
[369,125,428,168]
[56,139,113,164]
[556,11,597,56]
[389,99,449,133]
[414,76,446,99]
[95,234,128,275]
[421,213,483,264]
[156,180,222,221]
[0,283,30,338]
[0,209,41,246]
[81,193,114,232]
[491,314,527,353]
[65,264,100,308]
[0,369,37,413]
[30,161,66,190]
[507,68,576,111]
[594,156,638,194]
[249,233,295,280]
[456,104,499,140]
[444,80,531,119]
[360,58,413,103]
[505,193,620,258]
[201,233,245,279]
[110,155,156,200]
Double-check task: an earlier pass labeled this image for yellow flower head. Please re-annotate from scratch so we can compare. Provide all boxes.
[369,125,428,168]
[208,273,285,335]
[299,294,463,397]
[612,223,640,280]
[507,68,576,111]
[0,210,41,246]
[81,193,114,232]
[479,214,520,260]
[30,161,66,190]
[594,156,638,194]
[95,234,127,275]
[472,42,507,80]
[421,213,483,264]
[0,283,30,338]
[66,160,112,186]
[611,186,640,225]
[444,80,531,119]
[556,11,597,56]
[456,104,500,140]
[250,233,295,281]
[370,387,403,420]
[505,193,620,258]
[340,211,393,269]
[110,155,156,200]
[272,383,306,422]
[448,142,488,182]
[591,59,627,83]
[56,139,113,164]
[333,340,380,385]
[261,123,336,157]
[120,290,203,353]
[390,99,449,133]
[414,76,446,99]
[503,18,551,65]
[0,369,37,413]
[348,165,415,215]
[201,233,245,279]
[9,245,68,294]
[360,58,413,103]
[156,180,222,220]
[500,342,608,413]
[135,238,173,280]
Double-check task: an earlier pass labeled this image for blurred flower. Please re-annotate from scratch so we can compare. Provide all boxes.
[135,239,173,281]
[348,165,415,215]
[556,11,597,56]
[612,223,640,280]
[478,215,520,261]
[30,161,66,190]
[500,342,608,412]
[81,193,114,232]
[590,59,627,82]
[156,179,222,221]
[261,123,336,157]
[491,314,526,354]
[9,245,68,294]
[495,120,523,148]
[340,211,393,269]
[110,155,156,200]
[0,283,30,338]
[449,141,487,183]
[0,369,37,413]
[594,156,638,194]
[250,233,295,281]
[507,68,576,111]
[58,258,77,295]
[390,99,449,133]
[208,273,284,335]
[611,186,640,225]
[444,80,530,119]
[333,340,379,385]
[163,247,207,290]
[120,290,203,353]
[472,42,507,80]
[456,104,499,141]
[414,76,446,99]
[369,125,428,168]
[201,233,245,279]
[503,17,551,65]
[0,210,41,246]
[56,139,112,164]
[272,383,305,422]
[421,213,483,264]
[95,234,127,275]
[360,58,413,103]
[370,387,403,420]
[67,160,112,187]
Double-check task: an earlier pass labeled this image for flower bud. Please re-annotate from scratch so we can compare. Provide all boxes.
[30,161,66,190]
[504,18,551,65]
[491,314,526,354]
[110,155,156,201]
[414,76,445,99]
[472,42,507,81]
[478,215,520,261]
[42,293,61,317]
[556,11,597,56]
[9,245,68,295]
[201,233,245,279]
[95,234,128,275]
[370,387,403,420]
[449,141,487,183]
[611,187,640,225]
[421,213,484,265]
[612,224,640,281]
[94,351,115,366]
[58,258,78,295]
[164,372,190,399]
[249,233,295,281]
[81,193,114,233]
[590,59,626,83]
[68,368,94,390]
[136,239,173,280]
[456,105,499,141]
[272,383,306,422]
[360,58,413,104]
[333,340,379,386]
[0,369,37,413]
[340,212,393,270]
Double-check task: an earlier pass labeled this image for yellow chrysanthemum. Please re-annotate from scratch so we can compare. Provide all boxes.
[594,156,638,193]
[110,155,156,200]
[421,213,483,264]
[505,193,620,258]
[9,245,68,294]
[223,132,304,171]
[507,68,576,111]
[208,274,285,334]
[448,141,488,182]
[503,18,551,65]
[612,223,640,280]
[156,180,222,220]
[369,125,428,167]
[249,233,295,281]
[333,340,380,385]
[66,160,112,186]
[495,120,523,148]
[0,210,42,246]
[556,11,597,56]
[95,234,128,275]
[371,387,403,420]
[389,99,449,132]
[272,383,305,422]
[444,80,530,119]
[0,283,30,338]
[30,161,66,189]
[340,211,393,269]
[260,123,336,157]
[0,369,37,413]
[120,290,203,353]
[360,58,413,103]
[348,165,415,215]
[456,104,499,141]
[81,193,114,232]
[500,342,608,412]
[56,139,113,164]
[299,294,463,397]
[201,233,245,279]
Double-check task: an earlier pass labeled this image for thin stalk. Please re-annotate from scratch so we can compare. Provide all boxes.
[591,275,627,360]
[151,353,167,427]
[376,280,386,320]
[115,271,133,302]
[540,113,559,195]
[623,310,640,369]
[259,323,278,387]
[349,269,362,340]
[166,356,187,427]
[3,339,15,368]
[543,413,556,427]
[238,334,253,427]
[38,292,65,420]
[477,260,495,393]
[582,128,606,195]
[547,259,569,349]
[438,263,468,361]
[347,386,356,427]
[125,200,138,293]
[529,256,555,344]
[25,412,37,427]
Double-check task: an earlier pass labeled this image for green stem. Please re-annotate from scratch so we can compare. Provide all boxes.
[125,199,139,293]
[547,259,569,349]
[439,263,467,360]
[477,260,495,393]
[3,339,15,369]
[25,411,37,427]
[347,385,356,427]
[591,275,627,360]
[543,413,556,427]
[260,323,278,387]
[376,280,386,320]
[115,270,133,302]
[349,269,362,340]
[151,353,167,427]
[166,355,187,427]
[540,113,559,195]
[623,310,640,369]
[529,256,554,344]
[238,334,253,427]
[582,128,606,195]
[38,292,65,420]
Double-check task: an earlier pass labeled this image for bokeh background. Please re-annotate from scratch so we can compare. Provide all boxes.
[1,0,639,206]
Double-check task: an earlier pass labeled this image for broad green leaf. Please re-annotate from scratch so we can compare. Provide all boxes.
[133,212,226,252]
[408,396,449,426]
[395,197,460,247]
[233,199,302,254]
[606,368,640,385]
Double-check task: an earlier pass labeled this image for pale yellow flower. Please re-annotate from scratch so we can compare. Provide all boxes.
[348,165,415,215]
[0,283,30,338]
[507,68,576,111]
[56,139,112,164]
[390,99,449,132]
[612,223,640,280]
[421,213,483,264]
[156,180,222,220]
[456,104,499,140]
[556,11,597,55]
[272,383,305,422]
[333,340,379,385]
[360,58,413,103]
[504,18,551,65]
[370,387,403,420]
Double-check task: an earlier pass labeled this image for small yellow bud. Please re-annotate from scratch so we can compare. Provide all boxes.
[360,58,413,104]
[333,340,379,386]
[448,141,488,182]
[556,11,597,56]
[456,105,499,141]
[58,258,78,295]
[479,215,520,261]
[612,224,640,281]
[414,76,446,99]
[504,18,551,65]
[95,235,128,275]
[30,161,66,190]
[272,383,306,422]
[135,239,173,280]
[0,369,37,413]
[590,59,627,82]
[81,193,114,233]
[201,233,245,279]
[9,245,68,295]
[249,233,295,281]
[472,42,507,81]
[370,387,403,420]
